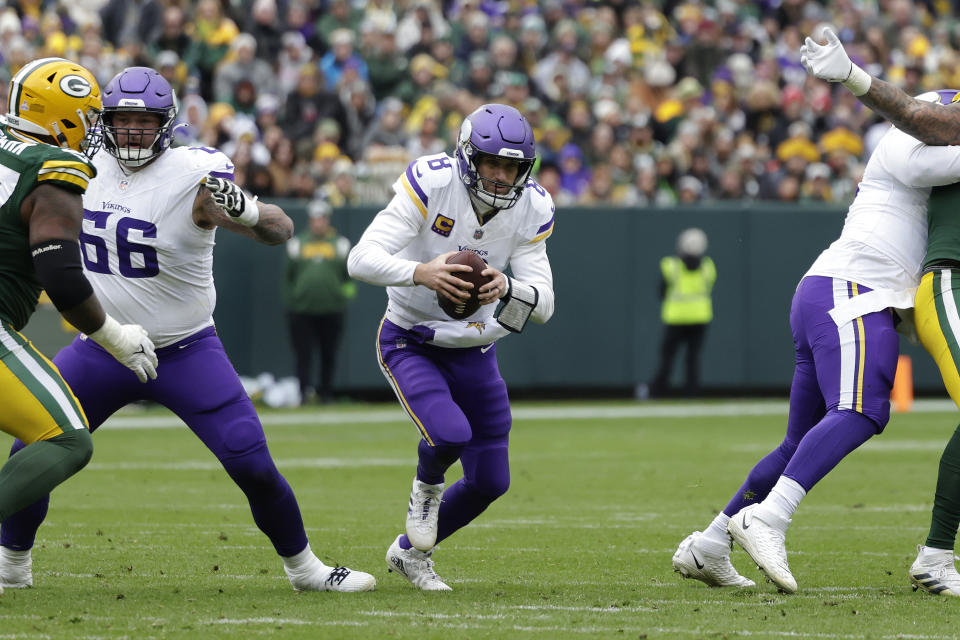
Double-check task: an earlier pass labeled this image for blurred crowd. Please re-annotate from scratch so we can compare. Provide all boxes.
[0,0,955,207]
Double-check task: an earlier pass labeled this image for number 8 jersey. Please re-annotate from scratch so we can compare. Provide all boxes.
[80,146,235,347]
[349,152,556,348]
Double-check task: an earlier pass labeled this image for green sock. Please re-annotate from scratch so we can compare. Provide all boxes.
[926,424,960,550]
[0,429,92,522]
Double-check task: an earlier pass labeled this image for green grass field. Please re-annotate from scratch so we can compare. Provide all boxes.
[1,399,959,639]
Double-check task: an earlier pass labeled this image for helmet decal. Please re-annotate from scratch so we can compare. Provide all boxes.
[59,75,92,98]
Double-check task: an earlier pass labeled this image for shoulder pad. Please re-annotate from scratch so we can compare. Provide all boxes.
[397,154,455,219]
[35,146,97,193]
[408,153,455,191]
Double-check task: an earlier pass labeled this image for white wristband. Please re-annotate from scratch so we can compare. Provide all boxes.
[236,193,260,227]
[842,63,871,97]
[88,314,122,351]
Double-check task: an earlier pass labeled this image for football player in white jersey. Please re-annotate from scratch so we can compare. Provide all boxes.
[348,103,555,590]
[674,90,960,593]
[0,67,376,593]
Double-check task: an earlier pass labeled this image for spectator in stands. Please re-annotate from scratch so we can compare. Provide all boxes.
[282,65,347,152]
[558,143,591,198]
[149,5,191,60]
[184,0,239,100]
[213,33,276,104]
[319,158,359,207]
[99,0,162,49]
[321,28,369,92]
[315,0,362,45]
[245,0,283,62]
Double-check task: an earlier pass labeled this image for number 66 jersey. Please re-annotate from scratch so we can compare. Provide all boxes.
[79,146,235,347]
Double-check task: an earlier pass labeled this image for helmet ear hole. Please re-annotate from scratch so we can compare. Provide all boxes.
[60,119,77,129]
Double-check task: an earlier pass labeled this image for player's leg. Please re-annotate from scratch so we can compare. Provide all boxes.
[0,326,94,523]
[157,329,373,591]
[378,321,473,551]
[0,334,140,587]
[675,279,824,588]
[729,278,898,592]
[910,268,960,595]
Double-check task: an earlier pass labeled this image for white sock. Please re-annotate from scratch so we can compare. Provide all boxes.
[701,513,731,548]
[282,545,321,573]
[0,547,31,562]
[763,476,806,521]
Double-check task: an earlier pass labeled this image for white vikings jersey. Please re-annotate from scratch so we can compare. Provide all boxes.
[80,146,235,347]
[805,127,960,324]
[348,152,555,348]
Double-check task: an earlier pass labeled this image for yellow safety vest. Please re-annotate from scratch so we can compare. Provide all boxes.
[660,256,716,324]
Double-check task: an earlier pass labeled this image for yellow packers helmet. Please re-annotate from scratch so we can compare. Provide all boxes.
[2,57,103,157]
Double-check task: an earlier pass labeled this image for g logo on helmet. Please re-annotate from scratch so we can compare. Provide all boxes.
[59,75,92,98]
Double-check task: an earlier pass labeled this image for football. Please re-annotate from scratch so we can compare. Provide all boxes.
[437,250,492,319]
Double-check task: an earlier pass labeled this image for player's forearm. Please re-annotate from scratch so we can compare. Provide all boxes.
[249,203,293,245]
[861,78,960,146]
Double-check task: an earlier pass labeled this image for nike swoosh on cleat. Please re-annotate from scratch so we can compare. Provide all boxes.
[741,514,751,529]
[691,551,704,570]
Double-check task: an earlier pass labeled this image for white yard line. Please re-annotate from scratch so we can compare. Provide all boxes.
[98,398,959,431]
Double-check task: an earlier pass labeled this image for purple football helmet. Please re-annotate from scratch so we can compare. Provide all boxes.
[101,67,178,167]
[455,104,536,210]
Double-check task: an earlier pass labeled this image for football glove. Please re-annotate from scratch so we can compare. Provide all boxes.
[203,175,260,227]
[800,26,871,96]
[88,315,158,383]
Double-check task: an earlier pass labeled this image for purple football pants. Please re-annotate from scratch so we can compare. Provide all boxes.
[0,326,309,556]
[723,276,899,516]
[377,319,511,546]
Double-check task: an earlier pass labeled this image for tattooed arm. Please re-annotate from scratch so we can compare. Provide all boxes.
[193,186,294,245]
[857,79,960,146]
[801,25,960,145]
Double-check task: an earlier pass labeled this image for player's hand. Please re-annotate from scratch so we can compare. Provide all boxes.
[89,317,158,383]
[800,26,852,82]
[203,175,259,226]
[478,267,507,305]
[413,251,473,303]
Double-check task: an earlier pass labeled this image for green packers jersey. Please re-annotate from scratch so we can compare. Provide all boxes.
[0,125,96,330]
[924,182,960,269]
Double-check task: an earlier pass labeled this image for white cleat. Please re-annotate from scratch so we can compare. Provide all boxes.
[909,545,960,596]
[0,547,32,588]
[727,504,797,594]
[285,559,376,592]
[385,535,452,591]
[406,478,444,552]
[673,531,755,587]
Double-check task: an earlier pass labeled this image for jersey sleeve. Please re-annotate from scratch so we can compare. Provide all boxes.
[36,149,97,194]
[347,190,428,287]
[880,128,960,188]
[184,146,236,181]
[520,180,556,245]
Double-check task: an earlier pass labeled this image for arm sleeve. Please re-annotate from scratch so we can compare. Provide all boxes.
[347,192,424,286]
[508,239,554,324]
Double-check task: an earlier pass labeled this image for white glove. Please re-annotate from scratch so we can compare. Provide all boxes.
[203,175,260,227]
[88,315,158,383]
[800,26,871,96]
